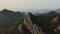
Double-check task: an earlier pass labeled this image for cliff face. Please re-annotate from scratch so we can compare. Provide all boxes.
[1,12,44,34]
[23,14,44,34]
[28,11,60,34]
[0,10,60,34]
[18,11,60,34]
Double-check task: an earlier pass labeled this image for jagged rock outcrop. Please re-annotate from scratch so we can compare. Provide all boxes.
[0,10,60,34]
[23,13,44,34]
[17,13,44,34]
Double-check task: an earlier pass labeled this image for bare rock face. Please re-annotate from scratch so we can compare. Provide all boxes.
[2,11,59,34]
[23,14,44,34]
[0,10,60,34]
[17,13,44,34]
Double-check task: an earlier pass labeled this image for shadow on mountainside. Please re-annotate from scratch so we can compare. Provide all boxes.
[0,9,60,34]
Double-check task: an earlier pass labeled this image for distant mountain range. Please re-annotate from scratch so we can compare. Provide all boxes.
[0,9,60,27]
[29,9,60,16]
[0,9,60,34]
[55,9,60,13]
[0,9,25,27]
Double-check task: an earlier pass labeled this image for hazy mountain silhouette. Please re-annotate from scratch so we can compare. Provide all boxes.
[56,8,60,13]
[31,9,50,16]
[0,9,25,27]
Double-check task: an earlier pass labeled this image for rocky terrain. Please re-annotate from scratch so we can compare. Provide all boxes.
[0,9,60,34]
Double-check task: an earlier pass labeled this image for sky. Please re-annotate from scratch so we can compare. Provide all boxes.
[0,0,60,11]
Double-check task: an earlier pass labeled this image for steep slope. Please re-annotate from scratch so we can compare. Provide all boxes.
[0,9,25,33]
[29,11,60,34]
[0,10,60,34]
